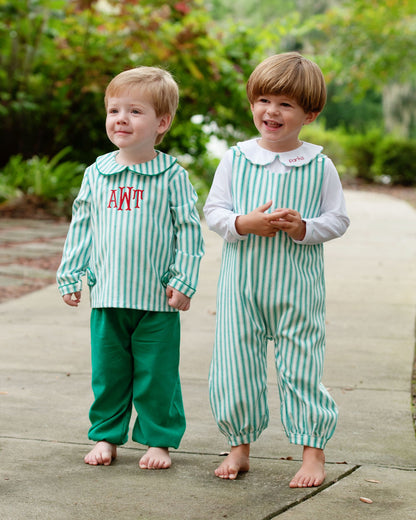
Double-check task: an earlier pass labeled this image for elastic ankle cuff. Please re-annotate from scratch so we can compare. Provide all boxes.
[288,433,328,449]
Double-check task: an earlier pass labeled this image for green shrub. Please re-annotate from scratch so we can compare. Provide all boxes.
[345,129,383,182]
[175,148,220,212]
[0,148,85,217]
[371,137,416,186]
[299,123,349,176]
[0,182,20,205]
[333,130,416,186]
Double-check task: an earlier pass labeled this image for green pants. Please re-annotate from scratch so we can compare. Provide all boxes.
[88,308,185,448]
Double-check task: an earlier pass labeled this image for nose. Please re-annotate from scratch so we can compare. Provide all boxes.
[116,111,128,124]
[266,103,279,116]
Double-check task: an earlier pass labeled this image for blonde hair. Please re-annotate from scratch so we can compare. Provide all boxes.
[246,52,326,113]
[105,66,179,144]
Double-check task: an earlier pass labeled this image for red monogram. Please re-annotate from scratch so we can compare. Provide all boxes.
[107,187,144,210]
[288,156,304,163]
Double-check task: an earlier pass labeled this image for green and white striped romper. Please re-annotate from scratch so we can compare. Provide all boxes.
[209,146,338,449]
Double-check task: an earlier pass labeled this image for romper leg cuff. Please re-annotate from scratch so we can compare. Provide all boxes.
[228,430,262,446]
[288,433,329,450]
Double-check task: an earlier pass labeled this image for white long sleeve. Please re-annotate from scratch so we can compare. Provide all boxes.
[203,140,349,245]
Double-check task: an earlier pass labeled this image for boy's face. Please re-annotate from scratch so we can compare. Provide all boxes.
[250,94,319,153]
[105,87,171,163]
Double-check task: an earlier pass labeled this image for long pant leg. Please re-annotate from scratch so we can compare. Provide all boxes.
[274,308,338,450]
[209,282,270,446]
[88,309,185,448]
[131,311,185,449]
[88,308,134,445]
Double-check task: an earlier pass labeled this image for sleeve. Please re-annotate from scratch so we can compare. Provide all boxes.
[203,149,247,242]
[56,169,93,296]
[164,167,205,298]
[295,158,350,245]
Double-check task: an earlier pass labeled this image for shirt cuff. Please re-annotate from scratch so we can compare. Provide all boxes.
[166,277,196,298]
[58,280,83,296]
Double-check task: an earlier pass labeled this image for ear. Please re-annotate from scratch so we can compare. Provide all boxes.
[158,114,172,134]
[303,111,320,126]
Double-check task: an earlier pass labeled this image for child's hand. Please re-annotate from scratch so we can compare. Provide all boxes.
[62,292,82,307]
[269,208,306,241]
[235,201,280,237]
[235,203,306,241]
[166,286,191,311]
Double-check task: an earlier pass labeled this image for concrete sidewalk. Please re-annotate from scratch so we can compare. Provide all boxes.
[1,190,416,520]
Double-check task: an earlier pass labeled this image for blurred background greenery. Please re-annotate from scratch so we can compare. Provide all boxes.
[1,0,415,218]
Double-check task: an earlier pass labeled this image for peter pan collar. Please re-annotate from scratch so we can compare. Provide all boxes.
[96,150,177,176]
[235,139,323,167]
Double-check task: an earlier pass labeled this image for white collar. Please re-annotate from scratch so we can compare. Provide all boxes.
[236,139,323,167]
[96,150,176,176]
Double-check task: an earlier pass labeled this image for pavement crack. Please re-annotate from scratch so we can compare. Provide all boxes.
[260,464,361,519]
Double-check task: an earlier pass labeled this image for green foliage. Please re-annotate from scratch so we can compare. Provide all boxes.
[0,148,85,217]
[0,180,20,205]
[0,0,265,173]
[332,129,416,186]
[207,0,332,25]
[300,125,416,187]
[313,0,416,95]
[344,129,383,183]
[372,138,416,186]
[167,117,219,209]
[186,155,220,213]
[299,123,349,175]
[324,86,383,134]
[1,0,416,219]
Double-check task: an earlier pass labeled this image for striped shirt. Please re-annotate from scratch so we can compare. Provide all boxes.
[57,151,204,312]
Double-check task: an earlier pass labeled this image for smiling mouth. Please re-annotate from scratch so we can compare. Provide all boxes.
[264,120,282,128]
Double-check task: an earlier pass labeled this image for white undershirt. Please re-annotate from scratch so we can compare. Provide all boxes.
[203,139,350,244]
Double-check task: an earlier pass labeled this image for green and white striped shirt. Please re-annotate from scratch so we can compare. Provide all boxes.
[57,151,204,312]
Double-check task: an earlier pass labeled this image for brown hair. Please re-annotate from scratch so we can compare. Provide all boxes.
[246,52,326,113]
[105,66,179,144]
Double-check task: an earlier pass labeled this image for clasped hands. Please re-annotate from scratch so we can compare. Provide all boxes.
[235,200,306,241]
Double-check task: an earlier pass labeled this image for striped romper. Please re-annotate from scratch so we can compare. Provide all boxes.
[207,142,341,450]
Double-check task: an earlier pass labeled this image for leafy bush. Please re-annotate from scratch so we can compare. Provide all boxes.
[0,0,258,171]
[0,144,214,217]
[342,130,416,186]
[0,148,85,217]
[344,129,383,182]
[299,123,349,175]
[178,152,220,213]
[372,137,416,186]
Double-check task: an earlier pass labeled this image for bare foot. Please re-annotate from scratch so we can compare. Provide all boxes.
[289,446,326,488]
[84,441,117,466]
[139,447,171,470]
[215,444,250,480]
